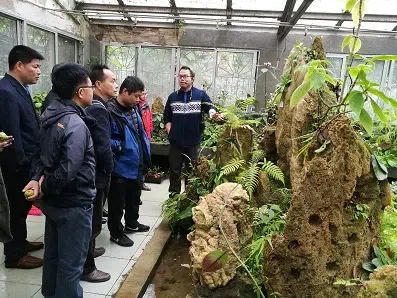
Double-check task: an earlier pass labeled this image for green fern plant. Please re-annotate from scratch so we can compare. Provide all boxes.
[261,159,285,185]
[237,162,260,199]
[218,158,245,181]
[251,150,266,163]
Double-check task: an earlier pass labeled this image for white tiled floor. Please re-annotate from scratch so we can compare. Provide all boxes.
[0,180,169,298]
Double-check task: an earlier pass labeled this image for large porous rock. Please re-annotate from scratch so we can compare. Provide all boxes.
[187,183,252,290]
[215,126,253,168]
[151,96,165,113]
[263,116,385,298]
[260,126,278,164]
[275,37,336,191]
[356,265,397,298]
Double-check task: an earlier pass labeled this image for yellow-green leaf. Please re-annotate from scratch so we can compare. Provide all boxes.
[312,72,326,90]
[345,0,357,11]
[342,35,353,51]
[359,108,373,135]
[290,81,312,109]
[349,37,362,54]
[370,55,397,62]
[349,68,359,79]
[324,73,336,86]
[388,98,397,109]
[367,87,392,104]
[371,99,387,124]
[352,0,366,27]
[348,91,364,116]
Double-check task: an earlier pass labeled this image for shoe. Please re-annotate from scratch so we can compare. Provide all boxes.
[5,254,43,269]
[26,241,44,252]
[103,209,108,217]
[141,183,151,191]
[169,192,178,198]
[93,247,106,258]
[110,234,134,247]
[125,223,150,233]
[81,269,111,283]
[102,217,107,224]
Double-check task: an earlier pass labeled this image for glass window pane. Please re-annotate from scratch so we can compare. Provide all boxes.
[352,59,385,85]
[139,47,173,106]
[0,15,18,76]
[327,56,343,78]
[27,25,55,94]
[180,49,215,95]
[106,45,136,86]
[58,35,76,63]
[215,51,255,105]
[386,62,397,100]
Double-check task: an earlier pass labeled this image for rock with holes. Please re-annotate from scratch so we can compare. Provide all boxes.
[187,183,252,290]
[264,37,385,298]
[356,265,397,298]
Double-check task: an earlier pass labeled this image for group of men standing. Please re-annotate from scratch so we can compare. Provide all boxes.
[0,44,220,298]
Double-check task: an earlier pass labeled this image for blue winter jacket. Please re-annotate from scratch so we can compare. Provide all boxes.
[107,99,151,180]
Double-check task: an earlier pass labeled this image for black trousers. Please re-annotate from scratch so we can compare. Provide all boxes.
[2,169,32,262]
[168,144,200,194]
[107,177,141,239]
[83,187,106,274]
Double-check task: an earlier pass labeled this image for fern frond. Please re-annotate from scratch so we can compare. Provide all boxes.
[251,150,265,163]
[219,158,245,177]
[262,159,285,185]
[239,162,260,199]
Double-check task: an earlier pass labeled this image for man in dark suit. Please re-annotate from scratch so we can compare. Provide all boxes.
[0,45,44,269]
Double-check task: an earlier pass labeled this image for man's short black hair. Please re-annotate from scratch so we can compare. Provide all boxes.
[119,76,145,94]
[8,45,44,70]
[179,66,195,79]
[90,64,110,85]
[52,63,90,100]
[51,63,67,82]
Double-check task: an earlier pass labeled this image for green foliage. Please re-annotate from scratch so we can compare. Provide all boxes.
[218,158,245,179]
[237,162,260,199]
[362,245,395,273]
[333,278,362,287]
[161,193,196,228]
[262,159,285,186]
[32,92,47,116]
[151,113,168,143]
[379,200,397,261]
[353,203,370,221]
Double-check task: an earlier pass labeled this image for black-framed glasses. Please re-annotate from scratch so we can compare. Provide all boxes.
[177,75,192,79]
[76,85,96,93]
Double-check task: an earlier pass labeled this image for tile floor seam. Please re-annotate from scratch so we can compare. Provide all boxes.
[30,288,41,298]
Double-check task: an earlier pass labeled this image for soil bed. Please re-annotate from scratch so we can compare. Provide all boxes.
[151,235,193,298]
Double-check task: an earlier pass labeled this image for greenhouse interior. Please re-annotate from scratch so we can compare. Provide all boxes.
[0,0,397,297]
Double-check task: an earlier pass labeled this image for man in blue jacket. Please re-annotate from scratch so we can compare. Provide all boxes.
[81,64,117,283]
[25,63,97,298]
[164,66,222,196]
[107,76,151,247]
[0,45,44,269]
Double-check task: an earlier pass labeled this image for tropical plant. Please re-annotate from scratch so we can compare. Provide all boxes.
[32,92,47,116]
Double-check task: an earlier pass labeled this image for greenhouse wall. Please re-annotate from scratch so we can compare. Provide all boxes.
[91,24,397,109]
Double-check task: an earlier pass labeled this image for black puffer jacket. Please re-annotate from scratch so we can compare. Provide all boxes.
[31,99,96,207]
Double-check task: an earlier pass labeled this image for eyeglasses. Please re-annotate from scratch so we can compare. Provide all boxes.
[177,75,192,79]
[76,85,96,93]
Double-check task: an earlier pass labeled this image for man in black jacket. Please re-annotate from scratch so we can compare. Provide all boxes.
[81,65,117,283]
[0,45,44,269]
[24,63,96,298]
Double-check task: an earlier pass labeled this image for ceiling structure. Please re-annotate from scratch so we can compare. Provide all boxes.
[74,0,397,41]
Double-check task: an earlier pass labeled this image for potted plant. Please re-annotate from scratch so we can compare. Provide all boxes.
[145,166,165,184]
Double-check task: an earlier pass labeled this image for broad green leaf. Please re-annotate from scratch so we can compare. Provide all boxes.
[372,155,388,181]
[349,68,359,79]
[202,250,229,272]
[362,261,376,272]
[352,0,366,27]
[312,72,326,90]
[324,74,336,86]
[345,0,357,11]
[371,100,387,124]
[370,55,397,62]
[175,206,193,221]
[359,108,372,135]
[368,88,392,104]
[388,98,397,108]
[372,258,382,268]
[160,123,165,129]
[290,81,312,108]
[348,91,364,116]
[349,37,362,54]
[341,35,353,51]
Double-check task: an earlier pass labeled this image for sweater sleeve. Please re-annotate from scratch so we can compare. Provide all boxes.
[200,91,216,114]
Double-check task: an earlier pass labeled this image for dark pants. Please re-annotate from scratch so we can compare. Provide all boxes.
[168,144,200,194]
[83,187,106,275]
[2,169,32,262]
[108,177,141,239]
[41,201,93,298]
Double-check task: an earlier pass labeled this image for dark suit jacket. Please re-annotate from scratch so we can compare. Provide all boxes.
[0,74,40,173]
